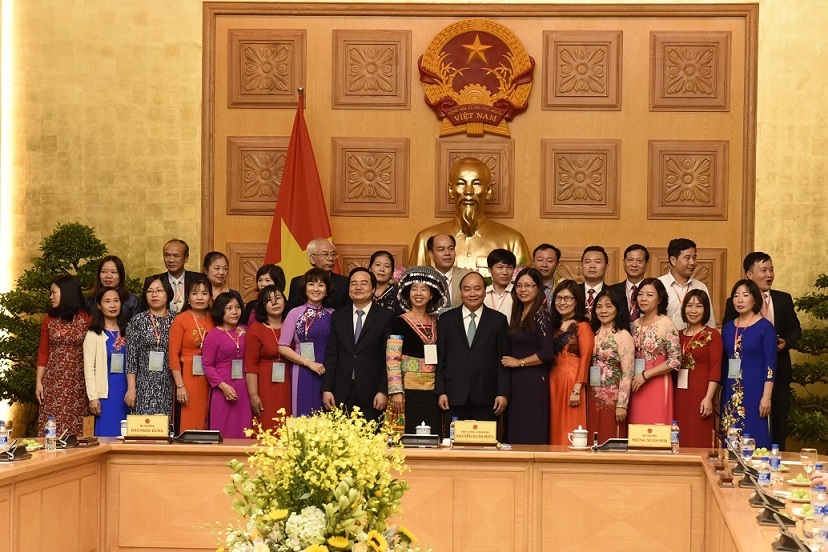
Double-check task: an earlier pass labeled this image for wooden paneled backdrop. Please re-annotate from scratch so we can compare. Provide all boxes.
[203,3,758,318]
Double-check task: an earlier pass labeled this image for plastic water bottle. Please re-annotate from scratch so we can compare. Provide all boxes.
[757,456,771,488]
[0,421,7,453]
[45,416,57,451]
[741,433,755,461]
[449,416,458,447]
[670,420,680,454]
[727,425,740,451]
[769,443,781,470]
[812,485,828,521]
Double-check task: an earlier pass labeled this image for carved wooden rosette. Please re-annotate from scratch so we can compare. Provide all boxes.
[226,136,289,215]
[435,138,514,219]
[228,29,306,108]
[541,139,620,219]
[332,29,411,109]
[650,31,731,111]
[648,140,729,220]
[542,30,623,110]
[227,242,268,304]
[330,137,409,217]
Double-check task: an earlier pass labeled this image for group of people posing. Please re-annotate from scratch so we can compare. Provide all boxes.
[34,235,801,450]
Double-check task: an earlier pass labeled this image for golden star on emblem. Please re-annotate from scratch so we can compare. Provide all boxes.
[462,34,493,64]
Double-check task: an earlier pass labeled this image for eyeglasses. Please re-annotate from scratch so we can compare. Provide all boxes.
[313,252,339,259]
[146,288,166,296]
[514,283,537,290]
[554,296,575,303]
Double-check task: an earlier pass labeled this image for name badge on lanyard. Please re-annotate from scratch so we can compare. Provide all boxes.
[231,359,244,380]
[148,351,164,372]
[677,368,689,390]
[110,353,125,374]
[634,358,646,376]
[423,344,438,365]
[728,358,742,380]
[192,355,204,376]
[272,362,286,383]
[300,342,316,362]
[589,365,601,387]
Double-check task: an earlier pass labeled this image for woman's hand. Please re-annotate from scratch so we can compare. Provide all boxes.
[124,387,136,408]
[500,356,519,368]
[176,386,189,405]
[307,361,326,376]
[568,390,581,408]
[35,381,45,404]
[700,397,714,418]
[249,394,264,416]
[219,382,238,401]
[89,399,101,416]
[615,407,627,424]
[631,373,646,393]
[759,396,771,418]
[391,393,404,409]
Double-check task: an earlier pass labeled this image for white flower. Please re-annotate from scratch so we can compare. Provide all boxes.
[253,543,269,552]
[284,507,326,547]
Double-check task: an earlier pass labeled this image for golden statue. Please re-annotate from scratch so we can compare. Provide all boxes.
[410,157,530,274]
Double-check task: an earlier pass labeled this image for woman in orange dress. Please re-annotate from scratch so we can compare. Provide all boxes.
[549,279,593,445]
[245,285,290,430]
[169,275,214,432]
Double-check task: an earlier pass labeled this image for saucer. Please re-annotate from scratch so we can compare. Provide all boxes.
[568,445,592,451]
[787,479,811,487]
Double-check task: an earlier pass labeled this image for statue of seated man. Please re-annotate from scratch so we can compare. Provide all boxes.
[410,157,530,274]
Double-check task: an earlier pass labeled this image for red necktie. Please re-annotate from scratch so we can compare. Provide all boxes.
[629,284,639,321]
[587,288,595,314]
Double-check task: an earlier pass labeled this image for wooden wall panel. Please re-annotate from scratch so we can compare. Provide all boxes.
[227,29,306,108]
[337,243,409,273]
[204,4,756,295]
[556,246,620,284]
[227,242,268,304]
[227,136,289,216]
[646,247,728,317]
[0,486,9,552]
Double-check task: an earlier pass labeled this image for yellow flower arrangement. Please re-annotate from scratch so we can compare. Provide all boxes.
[220,407,426,551]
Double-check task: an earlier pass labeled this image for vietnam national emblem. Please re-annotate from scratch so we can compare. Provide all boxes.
[419,19,534,137]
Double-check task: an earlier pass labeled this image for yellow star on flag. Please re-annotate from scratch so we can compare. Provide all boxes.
[462,34,493,64]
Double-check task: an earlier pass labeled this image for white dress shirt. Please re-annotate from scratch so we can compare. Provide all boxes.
[658,272,716,330]
[484,283,513,323]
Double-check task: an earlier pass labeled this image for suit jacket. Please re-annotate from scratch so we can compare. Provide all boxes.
[723,289,801,383]
[608,281,637,322]
[287,272,351,313]
[436,266,471,310]
[322,304,394,406]
[435,305,511,406]
[140,270,203,312]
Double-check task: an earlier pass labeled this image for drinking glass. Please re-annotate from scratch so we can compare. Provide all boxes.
[741,437,756,462]
[803,448,819,476]
[802,517,825,551]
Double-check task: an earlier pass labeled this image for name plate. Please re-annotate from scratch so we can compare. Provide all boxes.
[126,415,169,440]
[453,420,497,446]
[83,415,96,437]
[627,424,671,450]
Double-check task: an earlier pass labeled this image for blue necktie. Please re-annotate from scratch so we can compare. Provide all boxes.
[354,309,365,344]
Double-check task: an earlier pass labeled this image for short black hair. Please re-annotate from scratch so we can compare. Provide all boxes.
[638,278,669,316]
[254,285,285,324]
[743,251,772,273]
[349,266,377,289]
[681,289,712,325]
[532,243,561,261]
[202,251,228,272]
[730,279,763,314]
[487,248,516,269]
[211,291,241,325]
[624,244,650,263]
[298,268,332,304]
[164,238,189,258]
[255,264,286,293]
[581,245,608,264]
[369,250,395,272]
[142,274,173,308]
[459,271,485,288]
[590,287,629,333]
[426,234,456,251]
[667,238,697,260]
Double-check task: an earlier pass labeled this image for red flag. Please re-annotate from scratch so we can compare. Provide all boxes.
[264,95,334,277]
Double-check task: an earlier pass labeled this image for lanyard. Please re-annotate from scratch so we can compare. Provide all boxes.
[191,311,207,346]
[672,282,689,309]
[222,328,241,354]
[733,314,757,358]
[149,313,163,347]
[489,288,509,313]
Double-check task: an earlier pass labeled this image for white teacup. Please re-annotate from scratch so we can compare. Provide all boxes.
[568,428,589,448]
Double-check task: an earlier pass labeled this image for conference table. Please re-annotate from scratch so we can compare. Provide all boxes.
[0,439,805,551]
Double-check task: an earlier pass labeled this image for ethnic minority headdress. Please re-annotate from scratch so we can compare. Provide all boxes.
[396,266,450,315]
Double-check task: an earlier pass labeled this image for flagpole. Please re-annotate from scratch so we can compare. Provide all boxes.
[298,86,304,109]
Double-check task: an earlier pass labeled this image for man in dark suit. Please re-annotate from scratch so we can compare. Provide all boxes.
[142,238,202,313]
[322,267,394,422]
[723,252,802,450]
[435,272,511,424]
[286,238,350,312]
[608,244,649,327]
[581,245,608,318]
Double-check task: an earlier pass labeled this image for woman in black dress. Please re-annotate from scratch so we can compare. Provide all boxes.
[386,266,449,436]
[500,267,557,444]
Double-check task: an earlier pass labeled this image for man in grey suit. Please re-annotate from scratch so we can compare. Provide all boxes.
[427,234,470,309]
